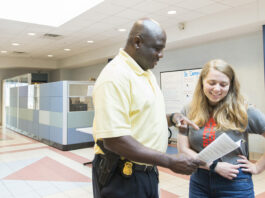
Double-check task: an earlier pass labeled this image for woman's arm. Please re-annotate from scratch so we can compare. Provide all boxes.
[177,133,198,159]
[238,132,265,174]
[177,133,209,170]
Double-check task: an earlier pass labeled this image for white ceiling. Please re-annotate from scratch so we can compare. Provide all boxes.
[0,0,263,69]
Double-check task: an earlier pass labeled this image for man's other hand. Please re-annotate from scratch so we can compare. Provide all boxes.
[168,153,205,175]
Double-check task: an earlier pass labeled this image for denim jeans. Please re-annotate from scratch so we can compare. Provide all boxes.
[189,168,254,198]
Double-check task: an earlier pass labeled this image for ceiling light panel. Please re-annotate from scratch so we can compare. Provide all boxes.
[0,0,104,27]
[12,43,20,46]
[27,32,36,36]
[168,10,177,15]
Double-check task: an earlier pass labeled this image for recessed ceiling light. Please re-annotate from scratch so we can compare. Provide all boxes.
[167,10,176,15]
[0,0,104,27]
[1,50,8,53]
[87,40,94,43]
[118,28,126,32]
[64,48,71,51]
[27,32,36,36]
[47,54,53,57]
[12,43,20,46]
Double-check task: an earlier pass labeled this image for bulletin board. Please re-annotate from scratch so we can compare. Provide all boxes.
[160,68,202,114]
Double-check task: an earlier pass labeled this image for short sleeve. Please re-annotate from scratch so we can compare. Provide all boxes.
[181,105,188,116]
[246,107,265,135]
[93,81,131,139]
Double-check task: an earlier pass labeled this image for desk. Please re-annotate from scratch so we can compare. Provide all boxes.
[76,127,93,165]
[76,127,93,134]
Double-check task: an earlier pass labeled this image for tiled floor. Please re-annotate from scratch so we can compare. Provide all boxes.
[0,127,265,198]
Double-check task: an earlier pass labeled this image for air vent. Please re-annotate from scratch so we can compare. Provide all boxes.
[12,51,26,55]
[42,33,63,39]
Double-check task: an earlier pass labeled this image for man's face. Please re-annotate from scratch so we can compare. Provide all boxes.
[135,33,166,71]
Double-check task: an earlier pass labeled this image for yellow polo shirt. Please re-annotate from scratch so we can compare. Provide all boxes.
[93,49,168,155]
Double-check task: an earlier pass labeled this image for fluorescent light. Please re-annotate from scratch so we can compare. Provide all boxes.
[64,48,71,51]
[118,28,126,32]
[12,43,20,46]
[27,32,36,36]
[0,0,104,27]
[1,50,8,53]
[47,54,53,57]
[87,40,94,43]
[168,10,177,15]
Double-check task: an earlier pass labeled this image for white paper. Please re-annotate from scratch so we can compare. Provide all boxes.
[197,133,241,163]
[87,85,94,96]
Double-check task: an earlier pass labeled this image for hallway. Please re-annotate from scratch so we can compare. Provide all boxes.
[0,127,265,198]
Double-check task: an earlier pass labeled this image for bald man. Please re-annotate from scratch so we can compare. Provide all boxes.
[92,18,203,198]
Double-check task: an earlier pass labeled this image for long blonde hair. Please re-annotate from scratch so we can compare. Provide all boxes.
[188,59,248,132]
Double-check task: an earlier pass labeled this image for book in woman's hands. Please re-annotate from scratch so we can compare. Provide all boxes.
[197,133,241,164]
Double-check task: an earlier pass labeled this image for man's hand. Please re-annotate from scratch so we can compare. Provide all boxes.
[171,113,199,133]
[168,153,205,175]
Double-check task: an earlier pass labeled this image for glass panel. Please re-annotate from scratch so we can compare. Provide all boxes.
[69,84,89,96]
[27,85,39,110]
[35,85,40,110]
[28,85,34,109]
[5,84,10,107]
[69,96,93,112]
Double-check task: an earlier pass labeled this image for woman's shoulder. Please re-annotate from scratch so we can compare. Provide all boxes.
[247,105,264,117]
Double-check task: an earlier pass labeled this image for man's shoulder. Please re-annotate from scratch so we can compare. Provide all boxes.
[95,56,132,89]
[99,56,132,81]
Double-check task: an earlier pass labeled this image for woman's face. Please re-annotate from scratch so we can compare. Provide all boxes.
[203,68,230,105]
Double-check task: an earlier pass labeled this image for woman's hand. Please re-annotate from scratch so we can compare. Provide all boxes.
[237,155,259,174]
[215,162,240,180]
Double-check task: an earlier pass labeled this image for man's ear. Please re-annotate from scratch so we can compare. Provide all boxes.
[133,35,142,49]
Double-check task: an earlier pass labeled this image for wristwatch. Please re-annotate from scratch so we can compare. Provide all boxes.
[209,161,218,173]
[170,113,176,126]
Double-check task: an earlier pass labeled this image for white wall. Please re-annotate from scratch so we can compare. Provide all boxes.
[154,31,265,113]
[43,31,265,155]
[50,63,106,82]
[0,57,57,69]
[55,31,265,112]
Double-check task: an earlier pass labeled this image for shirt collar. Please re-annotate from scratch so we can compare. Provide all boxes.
[119,49,152,77]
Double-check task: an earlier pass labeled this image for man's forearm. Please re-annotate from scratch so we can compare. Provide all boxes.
[103,135,171,167]
[103,135,203,175]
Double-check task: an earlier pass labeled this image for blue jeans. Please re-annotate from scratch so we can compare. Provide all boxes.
[189,168,254,198]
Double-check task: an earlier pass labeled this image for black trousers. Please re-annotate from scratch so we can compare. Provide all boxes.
[92,155,159,198]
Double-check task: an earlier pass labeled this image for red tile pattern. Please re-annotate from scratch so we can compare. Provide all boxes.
[4,156,91,182]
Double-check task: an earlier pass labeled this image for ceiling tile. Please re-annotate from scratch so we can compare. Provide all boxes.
[0,0,261,64]
[197,2,232,15]
[109,0,144,7]
[177,0,215,9]
[215,0,256,7]
[114,8,150,20]
[132,0,170,13]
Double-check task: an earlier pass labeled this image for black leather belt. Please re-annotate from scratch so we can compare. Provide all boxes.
[118,160,155,172]
[134,163,155,172]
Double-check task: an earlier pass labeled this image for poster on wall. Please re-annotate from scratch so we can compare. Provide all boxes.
[160,68,202,114]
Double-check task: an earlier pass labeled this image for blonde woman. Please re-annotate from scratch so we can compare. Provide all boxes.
[177,59,265,198]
